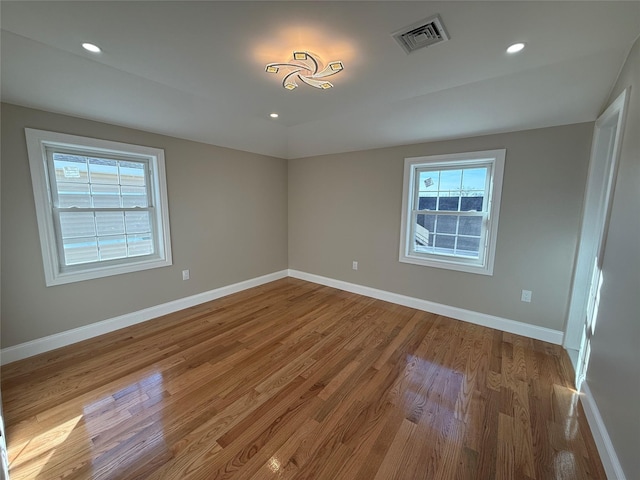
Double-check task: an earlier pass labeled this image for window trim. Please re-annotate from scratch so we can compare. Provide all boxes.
[399,149,505,275]
[25,128,173,286]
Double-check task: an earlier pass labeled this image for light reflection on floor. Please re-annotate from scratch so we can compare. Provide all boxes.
[9,414,83,478]
[399,354,461,434]
[8,372,167,478]
[563,390,580,442]
[554,450,577,479]
[268,456,282,473]
[84,372,167,475]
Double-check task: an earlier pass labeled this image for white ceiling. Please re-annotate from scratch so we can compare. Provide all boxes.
[2,1,639,159]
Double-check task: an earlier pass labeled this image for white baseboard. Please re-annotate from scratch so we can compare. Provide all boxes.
[0,270,288,365]
[580,382,627,480]
[566,348,580,371]
[1,268,564,365]
[288,269,564,345]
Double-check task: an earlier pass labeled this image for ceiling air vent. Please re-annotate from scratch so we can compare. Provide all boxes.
[392,15,450,54]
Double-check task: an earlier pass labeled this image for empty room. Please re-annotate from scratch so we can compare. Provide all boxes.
[1,1,638,479]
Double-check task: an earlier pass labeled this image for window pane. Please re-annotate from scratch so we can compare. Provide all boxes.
[122,186,148,208]
[460,196,484,212]
[95,212,125,236]
[439,169,462,191]
[417,213,435,234]
[414,214,431,248]
[456,237,481,257]
[418,196,436,210]
[63,237,98,265]
[98,236,127,261]
[125,211,151,234]
[438,196,460,211]
[434,234,455,251]
[53,154,88,184]
[120,161,146,186]
[57,183,91,208]
[459,216,483,236]
[91,184,121,208]
[128,234,153,257]
[88,157,119,185]
[418,171,438,192]
[436,215,457,234]
[59,212,96,238]
[461,167,487,191]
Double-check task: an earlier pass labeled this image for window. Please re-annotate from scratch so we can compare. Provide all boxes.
[399,149,505,275]
[25,129,172,286]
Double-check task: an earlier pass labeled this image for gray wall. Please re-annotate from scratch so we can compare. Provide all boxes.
[587,37,639,479]
[1,103,288,348]
[0,105,595,346]
[289,123,593,331]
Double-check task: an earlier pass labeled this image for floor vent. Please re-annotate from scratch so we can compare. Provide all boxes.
[392,15,450,54]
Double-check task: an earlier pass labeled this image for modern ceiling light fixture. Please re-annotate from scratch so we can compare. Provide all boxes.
[265,51,344,90]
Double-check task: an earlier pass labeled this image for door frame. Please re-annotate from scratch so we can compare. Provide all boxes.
[564,87,630,385]
[0,391,8,480]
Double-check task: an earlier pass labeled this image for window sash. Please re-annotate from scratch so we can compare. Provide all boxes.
[409,210,488,262]
[51,207,159,270]
[45,147,153,208]
[412,163,493,215]
[409,162,493,263]
[45,148,160,270]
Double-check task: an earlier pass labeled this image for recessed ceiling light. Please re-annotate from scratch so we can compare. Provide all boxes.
[82,43,102,53]
[270,113,279,118]
[506,42,525,54]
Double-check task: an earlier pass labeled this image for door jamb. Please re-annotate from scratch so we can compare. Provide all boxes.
[564,87,630,363]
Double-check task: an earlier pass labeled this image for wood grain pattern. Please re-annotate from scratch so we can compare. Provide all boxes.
[1,278,606,479]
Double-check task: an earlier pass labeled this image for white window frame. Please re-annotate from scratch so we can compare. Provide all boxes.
[399,149,505,275]
[25,128,173,286]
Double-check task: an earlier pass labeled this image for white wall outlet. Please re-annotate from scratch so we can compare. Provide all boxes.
[521,289,532,303]
[182,269,190,281]
[352,261,358,270]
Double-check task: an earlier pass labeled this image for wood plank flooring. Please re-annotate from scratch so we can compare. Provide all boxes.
[1,278,606,479]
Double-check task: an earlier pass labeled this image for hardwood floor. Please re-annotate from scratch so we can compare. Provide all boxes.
[1,278,605,479]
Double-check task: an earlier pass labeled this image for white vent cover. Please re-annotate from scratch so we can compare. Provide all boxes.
[392,15,450,54]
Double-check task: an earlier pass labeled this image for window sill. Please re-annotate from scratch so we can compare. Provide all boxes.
[45,256,172,286]
[399,253,494,276]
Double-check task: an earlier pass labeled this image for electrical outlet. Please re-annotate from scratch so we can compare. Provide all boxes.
[521,289,532,303]
[352,261,358,271]
[182,269,190,281]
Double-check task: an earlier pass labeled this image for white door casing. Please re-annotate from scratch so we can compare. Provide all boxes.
[564,87,630,389]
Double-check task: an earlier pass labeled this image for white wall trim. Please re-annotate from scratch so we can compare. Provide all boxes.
[1,268,565,365]
[580,381,627,480]
[0,270,288,365]
[564,87,630,351]
[566,347,580,372]
[288,269,564,345]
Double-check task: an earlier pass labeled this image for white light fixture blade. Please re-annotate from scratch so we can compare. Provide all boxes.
[507,42,525,54]
[82,42,101,53]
